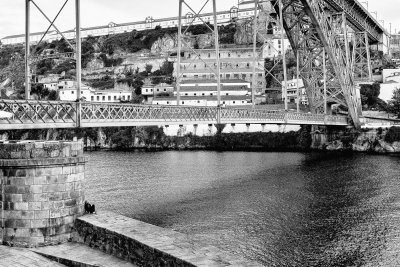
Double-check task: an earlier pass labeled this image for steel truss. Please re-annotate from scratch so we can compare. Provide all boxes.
[177,0,221,116]
[25,0,80,103]
[0,100,348,130]
[267,0,375,127]
[352,32,372,82]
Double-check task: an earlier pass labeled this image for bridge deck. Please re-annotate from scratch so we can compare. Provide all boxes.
[0,100,348,130]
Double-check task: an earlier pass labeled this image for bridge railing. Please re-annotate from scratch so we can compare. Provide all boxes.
[0,100,348,129]
[0,100,77,128]
[80,102,218,123]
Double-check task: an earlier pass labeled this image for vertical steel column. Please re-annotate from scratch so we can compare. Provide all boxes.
[177,0,183,106]
[323,48,327,114]
[25,0,31,100]
[279,0,288,110]
[212,0,221,123]
[75,0,81,127]
[296,50,300,112]
[252,0,259,109]
[364,32,372,81]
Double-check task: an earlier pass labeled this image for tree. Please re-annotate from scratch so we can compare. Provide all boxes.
[359,82,380,107]
[160,61,174,76]
[145,64,153,74]
[387,88,400,118]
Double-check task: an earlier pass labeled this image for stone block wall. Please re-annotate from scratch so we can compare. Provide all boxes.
[0,141,86,247]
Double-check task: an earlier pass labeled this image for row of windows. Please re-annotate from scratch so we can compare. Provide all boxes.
[181,92,238,96]
[90,95,131,101]
[144,88,169,93]
[156,100,246,105]
[183,73,263,79]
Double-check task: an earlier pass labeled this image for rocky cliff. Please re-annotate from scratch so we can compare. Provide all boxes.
[312,127,400,153]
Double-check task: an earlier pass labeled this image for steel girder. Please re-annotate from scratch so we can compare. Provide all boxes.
[272,0,362,127]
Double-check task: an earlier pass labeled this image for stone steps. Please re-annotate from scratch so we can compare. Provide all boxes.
[0,245,66,267]
[31,242,137,267]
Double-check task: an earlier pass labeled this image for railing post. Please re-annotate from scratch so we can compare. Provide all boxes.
[25,0,31,100]
[217,106,221,124]
[75,0,81,128]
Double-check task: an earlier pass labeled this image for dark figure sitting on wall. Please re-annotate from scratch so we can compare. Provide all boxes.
[84,201,96,214]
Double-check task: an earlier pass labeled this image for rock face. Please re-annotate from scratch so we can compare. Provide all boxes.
[196,34,214,49]
[86,58,104,71]
[151,33,179,54]
[234,2,278,45]
[312,127,400,153]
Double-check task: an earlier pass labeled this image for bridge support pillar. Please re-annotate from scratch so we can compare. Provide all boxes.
[0,140,86,247]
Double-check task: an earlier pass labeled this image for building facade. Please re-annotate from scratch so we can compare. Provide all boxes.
[282,79,308,105]
[175,47,266,95]
[152,79,251,106]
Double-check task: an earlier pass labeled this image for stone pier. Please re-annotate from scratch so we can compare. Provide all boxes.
[0,140,86,247]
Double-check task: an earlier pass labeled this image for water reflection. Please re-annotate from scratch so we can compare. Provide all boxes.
[85,151,400,266]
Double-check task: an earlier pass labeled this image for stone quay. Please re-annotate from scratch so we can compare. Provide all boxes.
[0,140,86,247]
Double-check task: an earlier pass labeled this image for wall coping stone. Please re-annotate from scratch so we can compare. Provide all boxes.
[0,156,87,167]
[76,211,262,266]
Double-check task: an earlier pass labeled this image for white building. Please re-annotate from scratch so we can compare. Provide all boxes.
[380,80,400,103]
[282,79,308,105]
[59,86,94,101]
[141,83,175,96]
[90,89,132,102]
[153,79,251,106]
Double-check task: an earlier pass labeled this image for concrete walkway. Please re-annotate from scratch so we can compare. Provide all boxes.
[31,243,137,267]
[0,245,65,267]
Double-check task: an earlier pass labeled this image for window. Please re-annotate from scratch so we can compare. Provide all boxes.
[182,101,185,104]
[194,93,197,96]
[71,91,74,94]
[102,96,105,101]
[210,93,213,96]
[202,93,205,96]
[185,93,188,96]
[128,96,131,100]
[157,89,159,92]
[164,88,166,91]
[208,53,211,58]
[226,74,231,79]
[197,100,200,103]
[114,96,117,100]
[97,96,100,101]
[108,96,111,101]
[122,96,125,100]
[258,73,262,77]
[146,89,148,92]
[233,101,236,104]
[226,93,229,95]
[167,101,170,104]
[91,96,94,101]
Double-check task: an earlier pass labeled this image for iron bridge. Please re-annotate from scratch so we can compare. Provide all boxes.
[0,100,348,130]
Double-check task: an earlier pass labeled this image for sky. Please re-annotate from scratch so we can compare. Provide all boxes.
[0,0,399,39]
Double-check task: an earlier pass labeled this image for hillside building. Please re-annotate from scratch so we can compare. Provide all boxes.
[152,79,251,106]
[282,79,308,105]
[175,47,266,95]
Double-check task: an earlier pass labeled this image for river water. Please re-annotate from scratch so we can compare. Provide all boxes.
[84,151,400,266]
